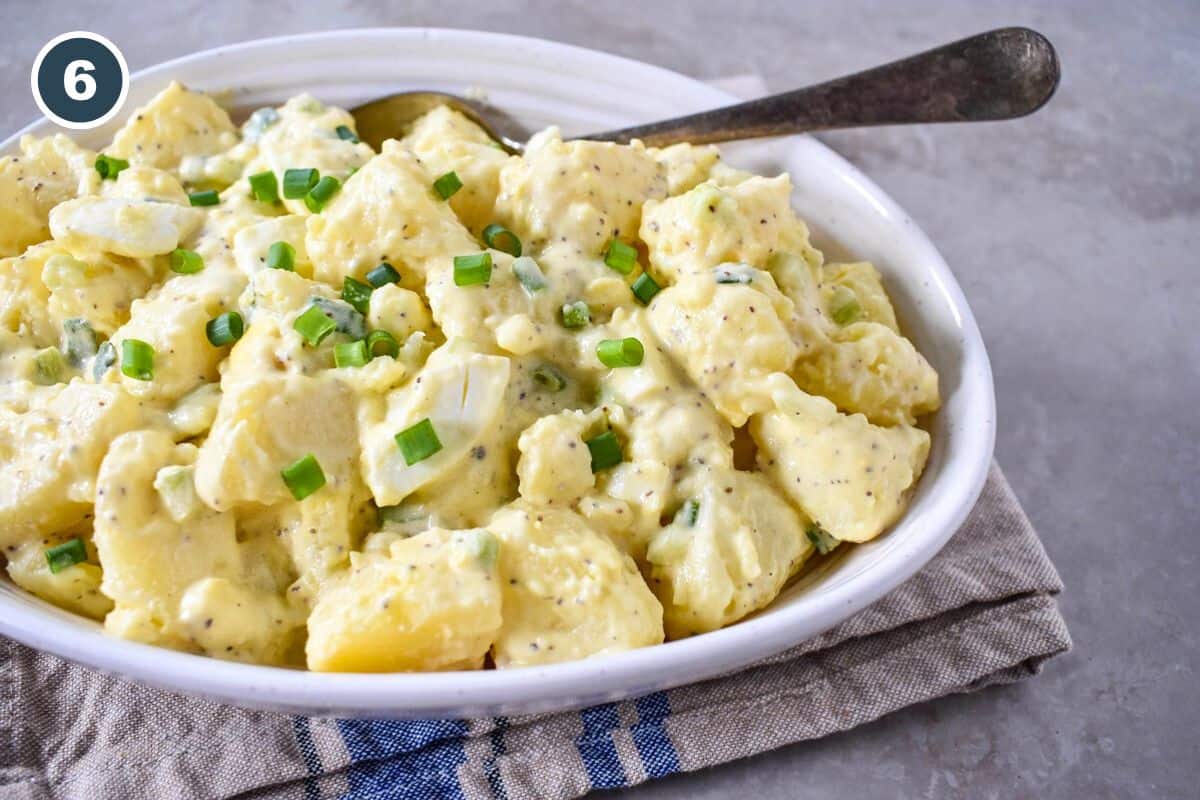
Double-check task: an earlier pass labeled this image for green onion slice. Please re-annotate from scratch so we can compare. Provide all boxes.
[120,339,155,381]
[481,223,522,257]
[585,430,623,472]
[830,287,863,325]
[92,341,116,380]
[94,154,129,180]
[596,337,644,368]
[310,297,366,338]
[715,264,755,284]
[304,176,340,213]
[512,256,546,294]
[432,171,463,200]
[603,238,638,274]
[266,241,295,271]
[206,311,244,346]
[366,262,400,288]
[169,248,204,274]
[281,453,326,500]
[248,170,279,203]
[334,339,369,368]
[293,304,337,347]
[62,318,97,366]
[631,272,661,305]
[33,348,66,385]
[335,124,360,143]
[531,364,566,392]
[283,168,319,199]
[805,524,839,555]
[675,499,700,527]
[453,252,492,286]
[188,189,219,207]
[560,300,590,329]
[395,418,443,466]
[45,538,88,573]
[366,330,399,358]
[342,277,372,315]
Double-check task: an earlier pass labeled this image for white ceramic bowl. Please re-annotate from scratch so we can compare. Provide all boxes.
[0,28,994,718]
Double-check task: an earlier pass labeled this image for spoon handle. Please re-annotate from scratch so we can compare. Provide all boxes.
[585,27,1059,146]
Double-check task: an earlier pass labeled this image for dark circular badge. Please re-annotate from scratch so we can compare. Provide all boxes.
[31,32,129,129]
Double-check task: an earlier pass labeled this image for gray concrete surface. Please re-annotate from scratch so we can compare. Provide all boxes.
[2,1,1196,797]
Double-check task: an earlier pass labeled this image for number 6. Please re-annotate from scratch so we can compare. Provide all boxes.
[64,59,96,101]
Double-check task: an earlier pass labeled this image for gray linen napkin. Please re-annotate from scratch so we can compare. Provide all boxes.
[0,463,1069,800]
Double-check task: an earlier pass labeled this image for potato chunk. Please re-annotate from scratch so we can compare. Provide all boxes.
[0,382,142,548]
[646,466,812,637]
[0,134,99,258]
[750,374,930,542]
[306,528,502,672]
[108,82,239,171]
[516,409,603,506]
[794,321,940,426]
[5,534,112,620]
[488,503,663,666]
[648,264,802,426]
[305,141,477,287]
[495,129,666,250]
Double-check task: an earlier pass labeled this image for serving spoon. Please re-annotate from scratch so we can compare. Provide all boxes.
[351,26,1059,153]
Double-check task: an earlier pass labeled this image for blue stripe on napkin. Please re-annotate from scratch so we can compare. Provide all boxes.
[632,692,680,779]
[576,702,629,789]
[336,719,470,799]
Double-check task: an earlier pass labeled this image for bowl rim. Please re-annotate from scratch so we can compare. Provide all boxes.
[0,27,995,716]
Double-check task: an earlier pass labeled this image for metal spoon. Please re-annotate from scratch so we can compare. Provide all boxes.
[352,26,1059,153]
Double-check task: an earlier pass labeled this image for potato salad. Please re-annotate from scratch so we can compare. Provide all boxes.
[0,82,940,671]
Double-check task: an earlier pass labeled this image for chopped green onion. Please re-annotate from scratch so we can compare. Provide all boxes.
[304,175,340,213]
[512,256,546,294]
[342,277,372,315]
[560,300,590,329]
[120,339,155,381]
[281,453,326,500]
[585,430,623,472]
[481,223,522,257]
[366,330,399,358]
[395,418,443,466]
[33,348,66,385]
[603,238,638,274]
[453,252,492,286]
[715,265,754,284]
[596,337,644,368]
[473,531,499,568]
[283,168,319,199]
[366,262,400,288]
[248,170,279,203]
[335,124,360,143]
[805,524,839,555]
[334,339,369,368]
[631,272,661,305]
[188,189,219,207]
[432,171,463,200]
[92,341,116,380]
[830,287,863,326]
[45,538,88,573]
[206,311,244,346]
[310,297,366,338]
[62,318,97,366]
[675,499,700,527]
[94,154,129,180]
[531,364,566,392]
[266,241,295,271]
[169,248,204,274]
[293,304,337,346]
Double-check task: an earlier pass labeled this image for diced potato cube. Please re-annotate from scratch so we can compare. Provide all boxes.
[646,465,812,637]
[488,503,663,666]
[794,321,940,426]
[516,409,603,505]
[108,82,239,171]
[5,534,113,620]
[306,528,502,672]
[750,374,930,542]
